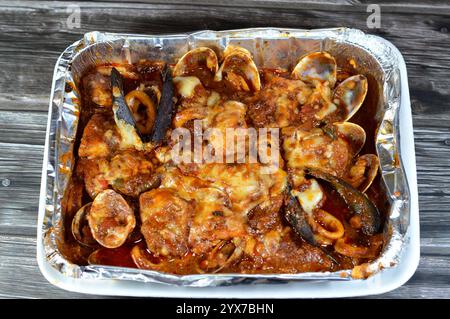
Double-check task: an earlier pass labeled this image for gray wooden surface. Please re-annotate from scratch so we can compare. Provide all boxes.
[0,0,449,299]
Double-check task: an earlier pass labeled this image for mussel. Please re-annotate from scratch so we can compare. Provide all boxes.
[284,188,317,246]
[111,67,144,149]
[305,168,381,235]
[111,64,175,146]
[284,167,381,262]
[150,63,176,144]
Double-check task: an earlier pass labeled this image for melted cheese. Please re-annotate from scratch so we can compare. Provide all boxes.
[173,76,202,98]
[292,179,323,215]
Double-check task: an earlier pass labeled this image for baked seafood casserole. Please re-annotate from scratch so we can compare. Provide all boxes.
[60,45,388,278]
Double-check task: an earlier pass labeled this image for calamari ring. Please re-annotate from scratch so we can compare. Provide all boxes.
[334,235,382,258]
[311,209,345,240]
[125,90,156,134]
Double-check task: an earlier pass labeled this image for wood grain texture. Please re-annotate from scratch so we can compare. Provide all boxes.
[0,0,449,299]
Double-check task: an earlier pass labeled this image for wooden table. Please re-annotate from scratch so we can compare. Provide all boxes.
[0,0,449,299]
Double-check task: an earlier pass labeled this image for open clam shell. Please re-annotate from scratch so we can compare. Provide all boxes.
[330,122,366,156]
[198,239,243,273]
[130,243,164,270]
[214,45,261,92]
[333,74,368,121]
[71,203,98,248]
[347,154,380,193]
[292,51,337,87]
[173,47,219,77]
[87,189,136,249]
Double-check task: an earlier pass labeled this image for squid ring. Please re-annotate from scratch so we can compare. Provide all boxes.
[125,90,156,134]
[311,209,345,240]
[334,236,382,258]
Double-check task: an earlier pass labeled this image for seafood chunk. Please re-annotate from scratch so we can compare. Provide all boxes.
[78,113,122,159]
[292,52,337,87]
[282,127,353,177]
[96,64,139,80]
[247,76,312,128]
[83,72,112,107]
[283,122,367,179]
[188,187,244,255]
[87,189,136,248]
[139,188,193,257]
[180,163,287,213]
[247,195,284,234]
[82,65,139,108]
[107,151,159,197]
[78,150,159,198]
[173,76,210,110]
[215,45,261,92]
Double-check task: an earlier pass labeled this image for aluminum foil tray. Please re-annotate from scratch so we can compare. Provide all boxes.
[37,28,420,297]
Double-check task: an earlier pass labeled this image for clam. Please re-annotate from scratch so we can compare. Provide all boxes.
[346,154,379,193]
[326,122,366,156]
[333,74,368,121]
[71,203,97,248]
[292,51,337,87]
[291,52,368,122]
[87,189,136,249]
[214,45,261,92]
[130,243,164,270]
[198,239,244,273]
[173,47,219,77]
